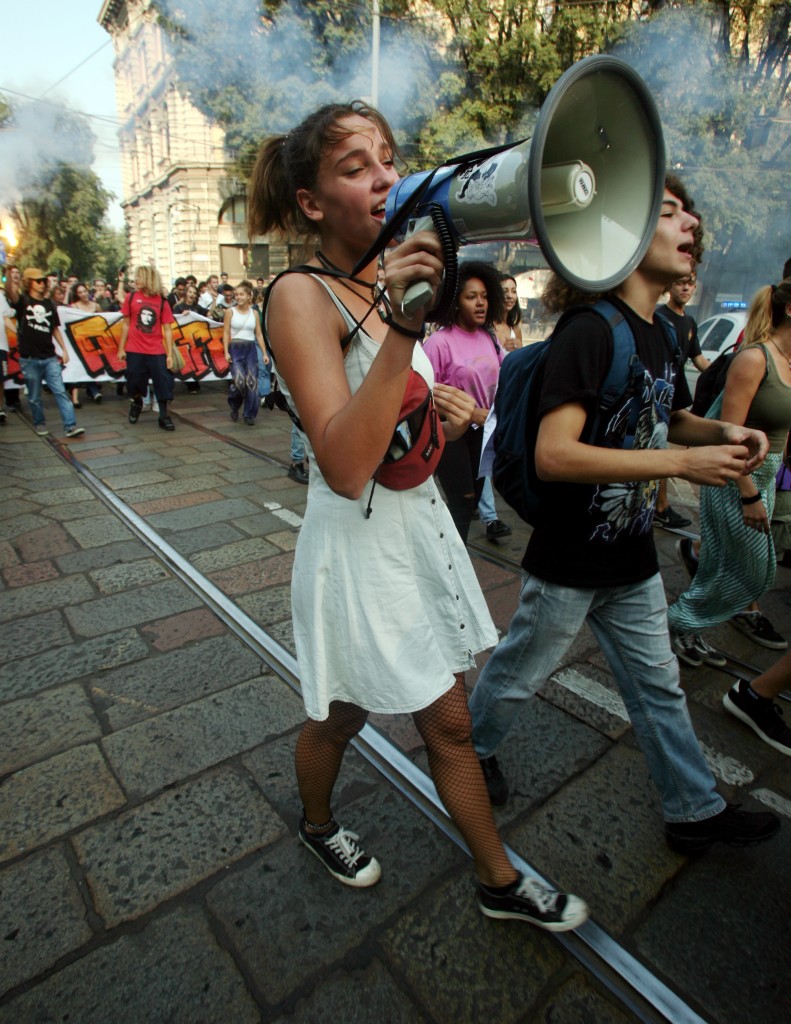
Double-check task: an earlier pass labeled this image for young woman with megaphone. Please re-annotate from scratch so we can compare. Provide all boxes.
[249,100,588,931]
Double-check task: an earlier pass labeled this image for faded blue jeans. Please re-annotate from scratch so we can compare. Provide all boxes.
[20,357,76,431]
[291,423,306,464]
[478,477,497,523]
[469,571,725,823]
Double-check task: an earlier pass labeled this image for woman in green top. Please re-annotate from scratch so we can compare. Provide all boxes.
[668,277,791,653]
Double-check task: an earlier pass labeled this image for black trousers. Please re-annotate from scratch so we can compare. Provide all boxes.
[435,426,485,545]
[125,351,174,404]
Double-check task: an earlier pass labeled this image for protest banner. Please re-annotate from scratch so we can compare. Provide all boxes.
[4,306,237,385]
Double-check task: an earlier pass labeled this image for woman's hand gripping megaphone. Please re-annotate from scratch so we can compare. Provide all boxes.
[382,224,445,330]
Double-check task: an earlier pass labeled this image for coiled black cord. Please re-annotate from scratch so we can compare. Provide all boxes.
[425,202,459,324]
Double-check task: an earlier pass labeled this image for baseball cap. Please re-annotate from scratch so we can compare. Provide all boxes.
[22,267,48,282]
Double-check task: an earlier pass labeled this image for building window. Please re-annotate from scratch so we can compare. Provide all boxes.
[218,196,247,225]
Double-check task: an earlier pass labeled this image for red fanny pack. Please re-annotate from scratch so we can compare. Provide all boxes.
[374,369,444,491]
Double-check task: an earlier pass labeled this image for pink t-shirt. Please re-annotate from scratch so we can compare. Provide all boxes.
[122,291,176,355]
[423,324,503,409]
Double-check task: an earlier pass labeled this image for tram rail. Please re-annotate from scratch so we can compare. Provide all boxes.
[30,415,718,1024]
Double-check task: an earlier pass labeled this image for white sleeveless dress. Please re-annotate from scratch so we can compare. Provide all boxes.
[273,277,498,720]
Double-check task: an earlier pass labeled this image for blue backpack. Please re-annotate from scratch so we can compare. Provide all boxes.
[491,299,677,525]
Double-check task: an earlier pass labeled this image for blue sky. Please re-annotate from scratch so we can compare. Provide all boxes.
[2,1,125,226]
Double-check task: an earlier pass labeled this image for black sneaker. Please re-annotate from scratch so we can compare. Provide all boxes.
[65,426,85,438]
[480,755,509,805]
[485,519,512,540]
[478,874,589,932]
[672,632,703,667]
[730,612,788,650]
[288,461,309,485]
[691,634,727,668]
[654,505,692,529]
[298,819,381,888]
[676,537,698,579]
[244,416,255,426]
[128,400,142,424]
[0,409,6,424]
[723,679,791,755]
[665,804,780,854]
[158,416,175,431]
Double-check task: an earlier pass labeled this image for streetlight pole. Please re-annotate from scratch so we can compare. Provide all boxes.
[371,0,380,108]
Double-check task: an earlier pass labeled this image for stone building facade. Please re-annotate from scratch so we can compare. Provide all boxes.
[97,0,288,285]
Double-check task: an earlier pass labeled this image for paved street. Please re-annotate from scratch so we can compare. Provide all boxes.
[1,386,789,1023]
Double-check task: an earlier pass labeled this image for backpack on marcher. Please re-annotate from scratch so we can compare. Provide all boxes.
[690,344,738,416]
[491,300,678,526]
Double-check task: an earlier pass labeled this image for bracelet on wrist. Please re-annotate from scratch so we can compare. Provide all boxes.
[741,492,762,505]
[384,316,425,341]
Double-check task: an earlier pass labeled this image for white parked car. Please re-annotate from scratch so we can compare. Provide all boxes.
[684,311,748,396]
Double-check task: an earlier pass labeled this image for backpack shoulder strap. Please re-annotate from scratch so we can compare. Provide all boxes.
[592,299,641,410]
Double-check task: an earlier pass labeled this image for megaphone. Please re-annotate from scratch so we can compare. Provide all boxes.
[385,55,666,318]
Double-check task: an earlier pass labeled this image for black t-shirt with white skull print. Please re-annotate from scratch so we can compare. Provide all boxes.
[9,295,60,359]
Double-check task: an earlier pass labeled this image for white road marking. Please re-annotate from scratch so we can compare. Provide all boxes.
[699,743,754,786]
[553,668,761,786]
[262,501,303,528]
[750,787,791,819]
[552,667,628,720]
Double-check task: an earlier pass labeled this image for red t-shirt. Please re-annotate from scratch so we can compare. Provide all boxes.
[122,291,176,355]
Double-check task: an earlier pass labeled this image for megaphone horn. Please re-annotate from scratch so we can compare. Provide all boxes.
[388,55,666,319]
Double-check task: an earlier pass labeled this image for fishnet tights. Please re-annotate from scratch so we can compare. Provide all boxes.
[295,676,517,886]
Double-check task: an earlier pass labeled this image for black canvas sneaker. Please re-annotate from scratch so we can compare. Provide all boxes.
[730,612,788,650]
[692,634,727,668]
[298,819,381,888]
[723,679,791,755]
[478,874,589,932]
[665,804,780,854]
[672,632,703,667]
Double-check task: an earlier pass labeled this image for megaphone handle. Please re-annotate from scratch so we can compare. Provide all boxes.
[401,281,435,319]
[400,216,438,320]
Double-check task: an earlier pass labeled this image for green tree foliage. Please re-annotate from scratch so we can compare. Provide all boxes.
[94,226,129,282]
[155,0,788,296]
[613,2,790,309]
[4,102,116,280]
[154,0,425,179]
[12,163,114,281]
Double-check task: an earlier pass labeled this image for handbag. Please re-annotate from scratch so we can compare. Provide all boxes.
[170,344,186,372]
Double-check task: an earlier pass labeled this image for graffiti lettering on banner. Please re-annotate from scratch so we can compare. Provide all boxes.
[53,307,233,384]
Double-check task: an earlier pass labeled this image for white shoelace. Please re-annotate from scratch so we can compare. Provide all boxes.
[516,876,559,912]
[325,828,365,868]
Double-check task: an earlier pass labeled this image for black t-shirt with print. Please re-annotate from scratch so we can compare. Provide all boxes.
[9,295,60,359]
[654,304,701,363]
[524,296,691,588]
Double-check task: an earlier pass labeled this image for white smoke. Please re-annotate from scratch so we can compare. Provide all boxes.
[0,99,96,207]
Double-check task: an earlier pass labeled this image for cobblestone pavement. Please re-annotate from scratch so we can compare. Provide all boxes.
[1,387,789,1024]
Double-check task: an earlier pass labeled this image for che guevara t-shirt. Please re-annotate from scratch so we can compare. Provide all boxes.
[121,291,176,355]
